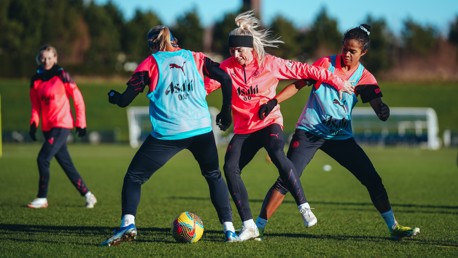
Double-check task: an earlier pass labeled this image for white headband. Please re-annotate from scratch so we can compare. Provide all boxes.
[360,26,370,35]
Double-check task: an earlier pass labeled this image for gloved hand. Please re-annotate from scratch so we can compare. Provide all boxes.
[108,90,121,104]
[29,123,37,141]
[303,79,316,86]
[216,106,232,131]
[377,102,390,121]
[258,98,278,120]
[76,127,87,137]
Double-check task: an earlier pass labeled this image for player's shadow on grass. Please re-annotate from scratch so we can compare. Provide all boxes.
[3,223,456,247]
[192,228,454,247]
[262,232,458,248]
[0,223,236,245]
[170,196,458,215]
[0,223,175,245]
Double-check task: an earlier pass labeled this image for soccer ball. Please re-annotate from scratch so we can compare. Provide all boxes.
[323,164,332,172]
[171,211,204,243]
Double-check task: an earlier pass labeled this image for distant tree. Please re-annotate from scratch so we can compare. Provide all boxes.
[103,1,125,49]
[103,1,125,30]
[401,18,438,57]
[448,15,458,46]
[239,2,252,15]
[303,7,341,58]
[0,0,46,77]
[211,4,257,59]
[40,0,87,66]
[172,8,204,51]
[83,1,121,74]
[211,12,239,59]
[268,15,301,59]
[360,16,394,75]
[0,0,89,77]
[123,10,162,63]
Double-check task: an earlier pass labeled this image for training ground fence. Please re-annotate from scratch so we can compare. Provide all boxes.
[3,107,458,150]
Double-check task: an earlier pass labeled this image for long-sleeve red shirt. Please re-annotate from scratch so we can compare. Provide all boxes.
[30,65,86,131]
[207,55,346,134]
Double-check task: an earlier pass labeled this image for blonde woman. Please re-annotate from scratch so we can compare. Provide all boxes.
[28,45,97,209]
[207,10,353,241]
[101,25,237,246]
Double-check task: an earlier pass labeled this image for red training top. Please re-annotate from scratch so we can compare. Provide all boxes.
[30,65,86,131]
[207,55,346,134]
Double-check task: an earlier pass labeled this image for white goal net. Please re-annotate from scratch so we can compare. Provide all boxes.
[352,107,440,150]
[127,106,441,150]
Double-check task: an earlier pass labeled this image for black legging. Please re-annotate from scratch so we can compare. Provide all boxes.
[121,131,233,223]
[272,129,391,213]
[223,124,307,222]
[36,128,89,197]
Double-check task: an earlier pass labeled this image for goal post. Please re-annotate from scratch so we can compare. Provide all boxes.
[126,106,225,148]
[352,107,440,150]
[126,106,441,150]
[126,107,149,148]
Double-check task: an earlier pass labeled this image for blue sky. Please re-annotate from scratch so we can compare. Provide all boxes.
[95,0,458,35]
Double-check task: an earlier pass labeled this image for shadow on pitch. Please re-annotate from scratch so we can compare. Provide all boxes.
[0,223,173,245]
[169,196,458,214]
[0,223,241,245]
[2,223,457,247]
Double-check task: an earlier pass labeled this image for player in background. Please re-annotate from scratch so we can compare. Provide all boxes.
[28,44,97,209]
[101,25,238,246]
[206,10,353,241]
[255,24,420,240]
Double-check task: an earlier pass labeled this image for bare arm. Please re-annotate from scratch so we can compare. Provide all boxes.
[258,79,314,120]
[276,80,310,104]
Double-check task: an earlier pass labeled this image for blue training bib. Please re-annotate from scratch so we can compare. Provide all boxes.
[148,50,212,140]
[296,55,364,139]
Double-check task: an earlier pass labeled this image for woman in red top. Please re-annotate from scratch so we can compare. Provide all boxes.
[209,10,353,241]
[28,45,97,209]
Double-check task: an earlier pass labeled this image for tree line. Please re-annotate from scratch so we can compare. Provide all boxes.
[1,0,458,80]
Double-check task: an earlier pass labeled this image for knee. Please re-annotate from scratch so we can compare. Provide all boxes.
[273,179,289,195]
[367,176,385,192]
[202,169,222,180]
[223,161,238,175]
[267,133,286,150]
[267,142,288,165]
[363,168,382,183]
[37,156,50,167]
[223,164,240,181]
[360,172,384,192]
[124,170,148,185]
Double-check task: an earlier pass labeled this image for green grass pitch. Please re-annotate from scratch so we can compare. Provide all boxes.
[0,143,457,257]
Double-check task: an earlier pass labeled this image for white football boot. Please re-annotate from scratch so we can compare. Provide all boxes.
[238,226,259,241]
[85,192,97,208]
[300,207,317,227]
[27,198,48,208]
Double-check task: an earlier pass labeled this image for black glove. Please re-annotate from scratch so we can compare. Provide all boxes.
[76,127,87,137]
[377,102,390,121]
[108,90,121,104]
[29,123,37,141]
[258,98,278,120]
[216,106,232,131]
[303,79,316,86]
